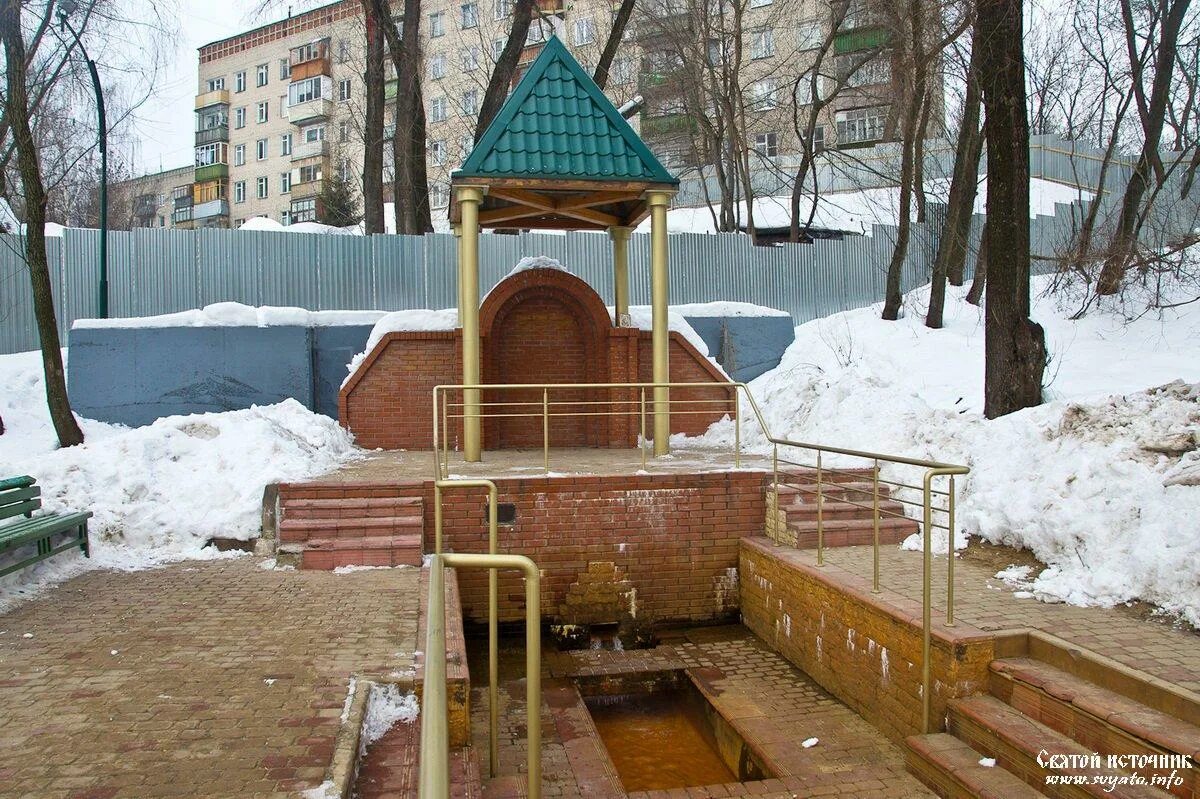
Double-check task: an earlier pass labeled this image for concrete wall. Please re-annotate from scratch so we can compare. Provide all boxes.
[68,324,372,427]
[682,315,795,383]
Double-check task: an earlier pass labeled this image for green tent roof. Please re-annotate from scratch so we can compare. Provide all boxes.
[455,37,678,185]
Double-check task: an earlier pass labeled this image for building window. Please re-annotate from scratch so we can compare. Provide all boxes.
[194,142,228,166]
[461,47,481,71]
[303,125,325,143]
[234,181,246,203]
[749,78,777,110]
[234,144,246,166]
[206,77,225,92]
[797,20,823,50]
[291,197,317,222]
[525,18,550,46]
[339,78,352,101]
[429,53,447,80]
[256,138,268,160]
[234,71,246,93]
[256,176,268,199]
[281,133,293,156]
[298,163,323,183]
[338,38,351,63]
[750,28,774,59]
[234,107,246,128]
[462,89,479,116]
[430,183,449,209]
[256,63,269,87]
[288,77,325,105]
[431,139,447,165]
[281,172,292,193]
[256,101,269,123]
[461,1,478,28]
[494,0,511,19]
[460,135,474,156]
[811,124,826,153]
[430,96,449,122]
[492,38,506,60]
[279,58,291,80]
[611,58,634,86]
[753,132,779,158]
[573,17,595,45]
[835,106,886,144]
[339,121,349,142]
[281,210,291,225]
[429,11,445,36]
[844,54,892,88]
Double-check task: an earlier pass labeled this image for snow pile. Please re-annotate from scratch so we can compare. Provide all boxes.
[694,276,1200,625]
[0,350,361,602]
[624,306,712,358]
[239,216,286,232]
[74,303,387,330]
[509,255,566,275]
[342,308,459,385]
[671,301,791,318]
[361,683,419,751]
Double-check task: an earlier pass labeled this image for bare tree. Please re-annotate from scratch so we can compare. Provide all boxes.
[977,0,1046,417]
[476,0,536,142]
[594,0,637,90]
[360,2,386,234]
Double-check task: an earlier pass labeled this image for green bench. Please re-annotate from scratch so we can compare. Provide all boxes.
[0,476,91,578]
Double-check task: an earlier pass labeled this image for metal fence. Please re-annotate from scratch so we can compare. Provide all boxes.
[2,136,1197,355]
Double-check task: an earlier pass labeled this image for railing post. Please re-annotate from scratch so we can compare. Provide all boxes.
[733,385,741,469]
[816,450,824,566]
[487,486,499,775]
[922,472,933,735]
[872,457,881,594]
[433,483,443,555]
[772,442,779,540]
[542,388,550,474]
[418,555,448,799]
[442,393,449,478]
[639,387,647,472]
[946,475,956,627]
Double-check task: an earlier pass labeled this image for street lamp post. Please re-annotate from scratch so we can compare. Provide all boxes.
[57,1,108,319]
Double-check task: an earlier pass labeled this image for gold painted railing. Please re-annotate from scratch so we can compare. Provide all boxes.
[419,383,968,797]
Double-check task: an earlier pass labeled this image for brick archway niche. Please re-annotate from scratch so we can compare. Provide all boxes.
[338,267,730,451]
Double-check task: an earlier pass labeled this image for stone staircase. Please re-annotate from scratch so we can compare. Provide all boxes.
[766,467,920,548]
[275,486,425,570]
[907,654,1200,798]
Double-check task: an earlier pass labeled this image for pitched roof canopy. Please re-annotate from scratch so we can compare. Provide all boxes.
[450,36,678,231]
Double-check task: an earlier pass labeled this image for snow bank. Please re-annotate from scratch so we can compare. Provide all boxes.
[74,303,387,330]
[361,683,419,752]
[0,350,361,605]
[693,275,1200,625]
[508,255,566,276]
[671,301,790,318]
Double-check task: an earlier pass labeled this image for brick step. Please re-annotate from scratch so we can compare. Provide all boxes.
[282,496,423,520]
[353,709,481,799]
[906,732,1049,799]
[279,514,423,543]
[299,534,422,570]
[787,516,919,548]
[783,498,908,521]
[990,658,1199,799]
[949,695,1173,799]
[777,466,879,484]
[775,481,893,503]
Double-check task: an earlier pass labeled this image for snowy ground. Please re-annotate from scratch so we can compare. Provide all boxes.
[0,351,361,608]
[694,274,1200,626]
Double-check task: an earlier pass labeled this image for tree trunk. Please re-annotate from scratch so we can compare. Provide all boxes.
[379,0,431,233]
[927,38,984,328]
[1,0,84,447]
[476,0,536,143]
[965,220,988,305]
[881,71,925,320]
[593,0,635,90]
[1097,0,1190,295]
[361,2,386,234]
[977,0,1045,418]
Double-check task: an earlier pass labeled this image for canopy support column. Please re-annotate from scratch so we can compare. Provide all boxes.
[647,191,673,456]
[608,226,633,326]
[453,224,463,327]
[458,186,486,462]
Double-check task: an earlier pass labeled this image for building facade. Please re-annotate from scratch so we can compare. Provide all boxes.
[185,0,904,229]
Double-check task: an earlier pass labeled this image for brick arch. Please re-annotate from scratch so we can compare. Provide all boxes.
[480,269,612,448]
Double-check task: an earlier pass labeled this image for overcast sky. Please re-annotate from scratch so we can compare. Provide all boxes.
[128,0,271,175]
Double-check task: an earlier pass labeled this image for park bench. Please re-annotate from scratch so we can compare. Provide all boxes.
[0,476,91,578]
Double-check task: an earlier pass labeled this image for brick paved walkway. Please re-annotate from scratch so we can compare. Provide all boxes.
[469,627,934,799]
[815,545,1200,693]
[0,559,421,799]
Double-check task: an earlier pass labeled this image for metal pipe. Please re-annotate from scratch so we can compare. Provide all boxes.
[733,385,741,469]
[542,388,549,473]
[418,556,448,799]
[647,192,673,456]
[922,475,932,734]
[457,187,485,462]
[872,457,880,593]
[946,475,956,626]
[639,387,647,471]
[816,450,824,566]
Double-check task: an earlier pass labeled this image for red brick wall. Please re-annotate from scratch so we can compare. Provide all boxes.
[637,334,736,438]
[424,471,770,625]
[339,333,461,450]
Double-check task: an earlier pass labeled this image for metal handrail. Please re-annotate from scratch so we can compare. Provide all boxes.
[419,553,541,799]
[428,380,969,746]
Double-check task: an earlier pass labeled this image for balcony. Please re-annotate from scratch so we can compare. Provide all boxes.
[193,199,230,220]
[291,139,329,161]
[133,194,159,217]
[172,206,194,225]
[288,96,333,125]
[289,179,324,201]
[195,125,229,146]
[195,88,230,111]
[835,25,889,53]
[290,40,331,81]
[195,163,229,183]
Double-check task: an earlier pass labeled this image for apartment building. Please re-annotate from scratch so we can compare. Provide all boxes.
[184,0,904,228]
[110,165,197,229]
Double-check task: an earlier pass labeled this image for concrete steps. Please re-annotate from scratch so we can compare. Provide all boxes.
[766,478,919,549]
[276,490,425,570]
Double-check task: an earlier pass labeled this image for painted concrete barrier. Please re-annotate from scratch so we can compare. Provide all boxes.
[67,313,794,427]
